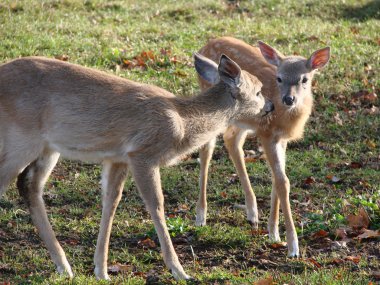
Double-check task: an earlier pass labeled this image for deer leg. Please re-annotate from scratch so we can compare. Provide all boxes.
[128,158,190,280]
[195,138,215,226]
[261,138,299,257]
[17,149,74,276]
[94,161,128,280]
[223,126,258,227]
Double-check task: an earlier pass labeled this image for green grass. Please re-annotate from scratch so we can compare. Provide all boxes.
[0,0,379,284]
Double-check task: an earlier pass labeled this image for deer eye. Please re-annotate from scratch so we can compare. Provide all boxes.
[277,77,282,83]
[302,77,308,84]
[256,91,261,97]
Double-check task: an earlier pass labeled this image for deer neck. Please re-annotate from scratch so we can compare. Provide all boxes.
[173,84,236,142]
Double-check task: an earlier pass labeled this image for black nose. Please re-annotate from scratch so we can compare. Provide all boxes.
[283,96,295,106]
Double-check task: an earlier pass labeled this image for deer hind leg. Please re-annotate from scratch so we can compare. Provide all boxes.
[261,138,299,257]
[223,126,258,228]
[94,161,128,280]
[17,149,74,277]
[128,157,190,280]
[0,145,39,198]
[195,138,216,226]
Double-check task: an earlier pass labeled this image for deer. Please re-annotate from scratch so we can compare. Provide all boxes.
[0,53,273,280]
[195,36,330,257]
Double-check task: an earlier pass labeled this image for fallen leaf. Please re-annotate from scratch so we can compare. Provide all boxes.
[55,54,69,61]
[307,258,322,268]
[371,271,380,280]
[311,229,329,239]
[108,263,132,274]
[304,176,316,185]
[331,258,344,265]
[349,162,363,169]
[220,191,227,198]
[333,112,343,126]
[245,157,258,163]
[254,276,273,285]
[335,228,348,240]
[347,207,370,229]
[345,255,361,264]
[365,139,376,149]
[268,241,287,249]
[138,237,156,249]
[326,174,341,183]
[251,228,268,236]
[355,229,380,240]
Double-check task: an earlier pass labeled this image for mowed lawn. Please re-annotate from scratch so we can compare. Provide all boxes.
[0,0,379,284]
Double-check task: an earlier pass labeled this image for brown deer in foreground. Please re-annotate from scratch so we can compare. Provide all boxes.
[196,37,330,257]
[0,53,273,280]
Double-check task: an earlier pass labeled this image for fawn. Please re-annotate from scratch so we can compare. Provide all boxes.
[0,53,272,280]
[195,37,330,257]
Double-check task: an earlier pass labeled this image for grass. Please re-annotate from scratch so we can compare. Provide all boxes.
[0,0,379,284]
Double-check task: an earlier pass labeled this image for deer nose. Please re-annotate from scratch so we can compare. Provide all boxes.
[283,96,295,106]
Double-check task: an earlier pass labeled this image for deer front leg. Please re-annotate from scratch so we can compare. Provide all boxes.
[195,138,215,226]
[223,126,258,228]
[17,149,73,277]
[261,138,299,257]
[128,158,190,280]
[94,162,128,280]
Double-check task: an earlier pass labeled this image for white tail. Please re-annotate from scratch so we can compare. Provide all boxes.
[0,53,270,280]
[196,37,330,257]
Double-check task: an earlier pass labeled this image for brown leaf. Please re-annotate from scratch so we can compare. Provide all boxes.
[304,176,316,185]
[349,162,363,169]
[326,174,341,183]
[138,237,157,249]
[355,229,380,240]
[244,157,258,163]
[307,258,322,268]
[311,229,329,239]
[254,276,273,285]
[268,241,287,249]
[345,255,361,264]
[55,54,69,61]
[220,191,227,198]
[335,228,348,240]
[108,263,132,274]
[331,258,344,265]
[347,207,370,229]
[371,271,380,280]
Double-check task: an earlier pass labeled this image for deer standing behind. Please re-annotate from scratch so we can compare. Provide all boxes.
[0,53,272,280]
[196,37,330,257]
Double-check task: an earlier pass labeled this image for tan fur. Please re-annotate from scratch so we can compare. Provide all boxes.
[0,54,269,280]
[196,37,330,257]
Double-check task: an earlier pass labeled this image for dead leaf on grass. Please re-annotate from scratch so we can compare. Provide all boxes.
[347,207,370,229]
[335,228,348,240]
[345,255,361,264]
[311,229,329,239]
[108,263,133,274]
[254,276,273,285]
[307,258,322,268]
[55,54,69,61]
[326,174,341,183]
[371,271,380,280]
[268,241,287,249]
[355,229,380,240]
[138,237,157,249]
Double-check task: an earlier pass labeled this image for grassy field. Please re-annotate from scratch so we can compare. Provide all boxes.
[0,0,379,284]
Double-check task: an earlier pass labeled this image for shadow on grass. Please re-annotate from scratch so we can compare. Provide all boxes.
[341,0,380,21]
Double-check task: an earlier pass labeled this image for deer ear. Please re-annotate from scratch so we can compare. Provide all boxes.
[258,41,283,67]
[194,52,219,84]
[307,47,330,70]
[218,54,241,88]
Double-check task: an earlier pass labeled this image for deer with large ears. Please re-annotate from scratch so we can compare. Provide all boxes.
[196,37,330,257]
[0,52,272,280]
